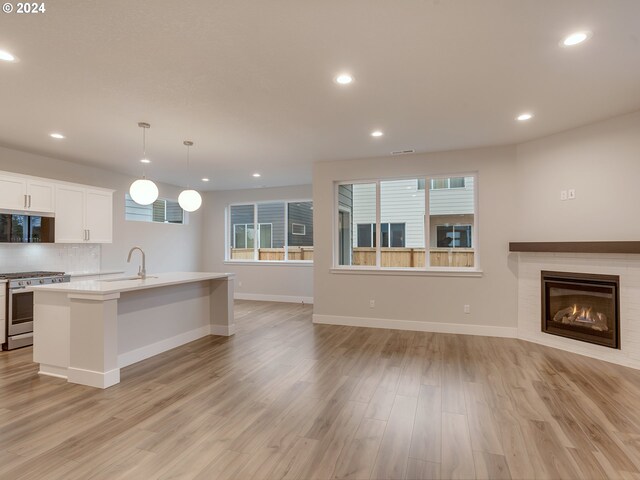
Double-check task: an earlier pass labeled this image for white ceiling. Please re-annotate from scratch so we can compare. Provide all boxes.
[0,0,639,190]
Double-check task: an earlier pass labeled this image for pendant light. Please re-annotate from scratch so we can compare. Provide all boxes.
[178,140,202,212]
[129,122,159,205]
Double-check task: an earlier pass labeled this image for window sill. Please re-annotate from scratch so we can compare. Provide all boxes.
[330,267,483,277]
[224,261,313,267]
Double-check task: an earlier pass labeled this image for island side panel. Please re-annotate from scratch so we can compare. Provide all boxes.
[33,290,71,378]
[67,294,120,389]
[210,276,235,336]
[117,281,211,368]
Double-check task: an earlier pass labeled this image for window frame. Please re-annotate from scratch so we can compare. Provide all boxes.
[291,223,306,236]
[333,173,480,274]
[226,199,313,264]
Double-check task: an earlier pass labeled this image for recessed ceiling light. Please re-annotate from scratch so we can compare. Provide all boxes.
[0,50,16,62]
[253,173,261,178]
[562,31,592,47]
[140,158,151,164]
[334,73,353,85]
[371,130,384,137]
[516,113,533,121]
[201,178,210,182]
[50,133,65,139]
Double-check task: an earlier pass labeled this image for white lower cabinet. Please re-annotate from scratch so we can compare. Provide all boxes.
[55,185,113,244]
[0,287,5,345]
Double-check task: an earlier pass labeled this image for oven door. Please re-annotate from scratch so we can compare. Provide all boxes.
[8,287,34,336]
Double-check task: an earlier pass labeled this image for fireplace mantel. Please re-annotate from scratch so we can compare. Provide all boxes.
[509,241,640,254]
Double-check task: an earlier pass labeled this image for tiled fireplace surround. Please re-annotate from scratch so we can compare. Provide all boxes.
[517,252,640,369]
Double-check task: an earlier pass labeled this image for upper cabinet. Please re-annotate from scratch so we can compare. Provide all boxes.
[55,185,113,244]
[0,175,55,212]
[0,170,113,244]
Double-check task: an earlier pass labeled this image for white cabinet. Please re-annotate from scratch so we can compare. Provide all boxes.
[0,286,5,346]
[26,179,56,212]
[55,185,113,244]
[0,175,55,212]
[85,189,113,243]
[0,175,27,210]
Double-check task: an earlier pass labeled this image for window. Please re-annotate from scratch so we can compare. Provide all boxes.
[291,223,306,235]
[430,177,465,189]
[125,194,185,224]
[436,225,472,248]
[228,200,313,262]
[336,174,476,270]
[356,223,406,248]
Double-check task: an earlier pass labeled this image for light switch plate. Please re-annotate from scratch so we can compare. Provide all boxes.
[568,189,576,199]
[560,190,568,201]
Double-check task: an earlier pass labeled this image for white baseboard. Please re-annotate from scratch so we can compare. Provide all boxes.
[118,325,211,368]
[39,364,69,380]
[211,323,236,336]
[235,293,313,304]
[313,314,517,338]
[67,366,120,389]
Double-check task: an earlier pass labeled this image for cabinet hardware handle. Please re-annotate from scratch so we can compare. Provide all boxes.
[28,195,31,208]
[87,230,90,241]
[24,194,27,208]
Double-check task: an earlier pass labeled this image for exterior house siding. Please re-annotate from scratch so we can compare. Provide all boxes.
[351,176,475,248]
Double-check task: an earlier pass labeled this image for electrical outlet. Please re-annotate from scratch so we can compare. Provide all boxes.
[369,299,375,308]
[568,188,576,200]
[560,190,568,201]
[464,305,471,314]
[238,280,242,287]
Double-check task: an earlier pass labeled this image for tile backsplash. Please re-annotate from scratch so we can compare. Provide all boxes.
[0,244,101,274]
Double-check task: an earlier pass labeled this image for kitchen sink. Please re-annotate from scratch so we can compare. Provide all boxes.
[100,276,158,282]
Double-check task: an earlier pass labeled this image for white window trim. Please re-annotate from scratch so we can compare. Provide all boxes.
[227,199,313,263]
[332,173,479,274]
[291,223,306,236]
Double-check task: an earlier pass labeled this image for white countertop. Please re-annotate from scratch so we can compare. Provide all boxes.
[67,270,125,278]
[31,272,234,295]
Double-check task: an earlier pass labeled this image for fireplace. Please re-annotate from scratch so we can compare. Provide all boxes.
[541,271,620,349]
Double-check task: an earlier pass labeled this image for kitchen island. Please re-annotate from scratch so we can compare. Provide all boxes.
[31,272,234,388]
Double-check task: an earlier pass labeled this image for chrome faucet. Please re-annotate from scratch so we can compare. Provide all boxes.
[127,246,147,279]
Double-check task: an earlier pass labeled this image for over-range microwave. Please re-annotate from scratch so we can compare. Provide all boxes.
[0,213,55,243]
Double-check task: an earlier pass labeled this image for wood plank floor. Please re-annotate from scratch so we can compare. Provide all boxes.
[2,301,640,479]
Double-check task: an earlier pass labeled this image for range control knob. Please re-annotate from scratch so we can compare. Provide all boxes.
[39,279,45,284]
[26,281,32,285]
[18,281,23,286]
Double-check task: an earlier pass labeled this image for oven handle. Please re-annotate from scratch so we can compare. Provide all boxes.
[9,286,37,295]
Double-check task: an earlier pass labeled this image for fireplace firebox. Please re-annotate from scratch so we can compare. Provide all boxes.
[541,271,620,349]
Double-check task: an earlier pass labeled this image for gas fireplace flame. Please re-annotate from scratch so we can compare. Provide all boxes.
[553,304,608,331]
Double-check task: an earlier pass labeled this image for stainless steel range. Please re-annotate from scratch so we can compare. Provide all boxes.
[1,271,70,350]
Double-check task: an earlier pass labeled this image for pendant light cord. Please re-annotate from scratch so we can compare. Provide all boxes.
[142,127,147,178]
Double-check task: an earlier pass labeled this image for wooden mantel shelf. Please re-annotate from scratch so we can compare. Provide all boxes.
[509,241,640,254]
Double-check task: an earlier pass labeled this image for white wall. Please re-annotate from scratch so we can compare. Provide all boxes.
[0,146,203,275]
[201,185,313,303]
[313,146,519,331]
[516,110,640,241]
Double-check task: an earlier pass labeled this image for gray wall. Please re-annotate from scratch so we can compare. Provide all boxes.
[202,185,313,301]
[515,110,640,241]
[313,145,519,328]
[0,145,203,276]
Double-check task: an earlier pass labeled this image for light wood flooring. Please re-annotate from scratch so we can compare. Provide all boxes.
[3,301,640,479]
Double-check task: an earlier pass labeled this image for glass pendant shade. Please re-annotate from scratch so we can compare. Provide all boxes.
[130,178,159,205]
[178,189,202,212]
